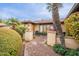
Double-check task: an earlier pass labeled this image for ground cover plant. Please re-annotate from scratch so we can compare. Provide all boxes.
[53,44,79,56]
[35,31,47,36]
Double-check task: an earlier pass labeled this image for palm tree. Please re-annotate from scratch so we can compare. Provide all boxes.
[47,3,65,47]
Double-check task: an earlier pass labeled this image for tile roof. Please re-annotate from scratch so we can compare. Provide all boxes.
[22,19,64,24]
[0,23,6,27]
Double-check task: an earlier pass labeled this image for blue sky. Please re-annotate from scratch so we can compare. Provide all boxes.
[0,3,74,21]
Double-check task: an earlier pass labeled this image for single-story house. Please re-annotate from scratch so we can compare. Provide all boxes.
[22,19,64,33]
[0,23,7,27]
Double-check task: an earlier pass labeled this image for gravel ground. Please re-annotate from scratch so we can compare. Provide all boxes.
[23,36,59,56]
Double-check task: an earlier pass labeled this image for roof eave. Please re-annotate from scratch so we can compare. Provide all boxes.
[65,3,79,19]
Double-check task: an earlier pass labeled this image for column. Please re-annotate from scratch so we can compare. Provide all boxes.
[47,30,56,46]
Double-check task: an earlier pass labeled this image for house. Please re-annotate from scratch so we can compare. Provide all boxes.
[22,3,79,34]
[22,19,64,33]
[66,3,79,18]
[0,23,7,27]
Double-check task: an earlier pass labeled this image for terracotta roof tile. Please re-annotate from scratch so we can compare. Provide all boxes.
[0,23,6,27]
[22,19,64,24]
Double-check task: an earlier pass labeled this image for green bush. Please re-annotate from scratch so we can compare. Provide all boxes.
[72,22,79,41]
[53,44,66,55]
[15,25,26,37]
[64,12,79,36]
[0,52,10,56]
[65,48,77,56]
[53,44,79,56]
[64,12,79,42]
[0,27,22,56]
[35,31,47,36]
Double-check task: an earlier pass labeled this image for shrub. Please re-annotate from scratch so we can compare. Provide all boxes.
[14,25,26,37]
[53,44,79,56]
[0,52,10,56]
[0,27,22,56]
[65,49,77,56]
[35,31,47,36]
[64,12,79,42]
[53,44,66,55]
[72,22,79,41]
[64,12,79,36]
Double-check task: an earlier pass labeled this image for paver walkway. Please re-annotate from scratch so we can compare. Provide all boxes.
[23,36,58,56]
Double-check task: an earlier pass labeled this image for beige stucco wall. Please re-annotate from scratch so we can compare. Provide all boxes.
[24,31,33,41]
[34,25,39,32]
[57,37,79,49]
[61,24,65,32]
[25,24,33,32]
[34,25,47,32]
[24,23,65,33]
[47,30,56,46]
[23,23,33,41]
[34,24,53,33]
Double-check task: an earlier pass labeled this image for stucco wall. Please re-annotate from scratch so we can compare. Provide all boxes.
[61,24,65,32]
[24,31,33,41]
[57,37,79,49]
[34,24,53,32]
[47,30,56,46]
[25,24,33,31]
[24,23,65,33]
[34,25,39,32]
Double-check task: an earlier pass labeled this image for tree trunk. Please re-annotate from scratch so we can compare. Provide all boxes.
[52,3,65,47]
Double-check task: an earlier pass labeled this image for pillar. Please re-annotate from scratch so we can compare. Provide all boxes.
[47,29,56,46]
[23,23,33,41]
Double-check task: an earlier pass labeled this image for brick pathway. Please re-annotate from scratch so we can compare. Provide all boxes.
[23,36,58,56]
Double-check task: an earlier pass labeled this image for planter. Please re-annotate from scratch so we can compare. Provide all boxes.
[57,37,79,49]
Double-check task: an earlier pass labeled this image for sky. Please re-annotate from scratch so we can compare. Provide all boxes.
[0,3,74,21]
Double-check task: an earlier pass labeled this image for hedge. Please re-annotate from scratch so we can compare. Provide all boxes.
[0,27,22,56]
